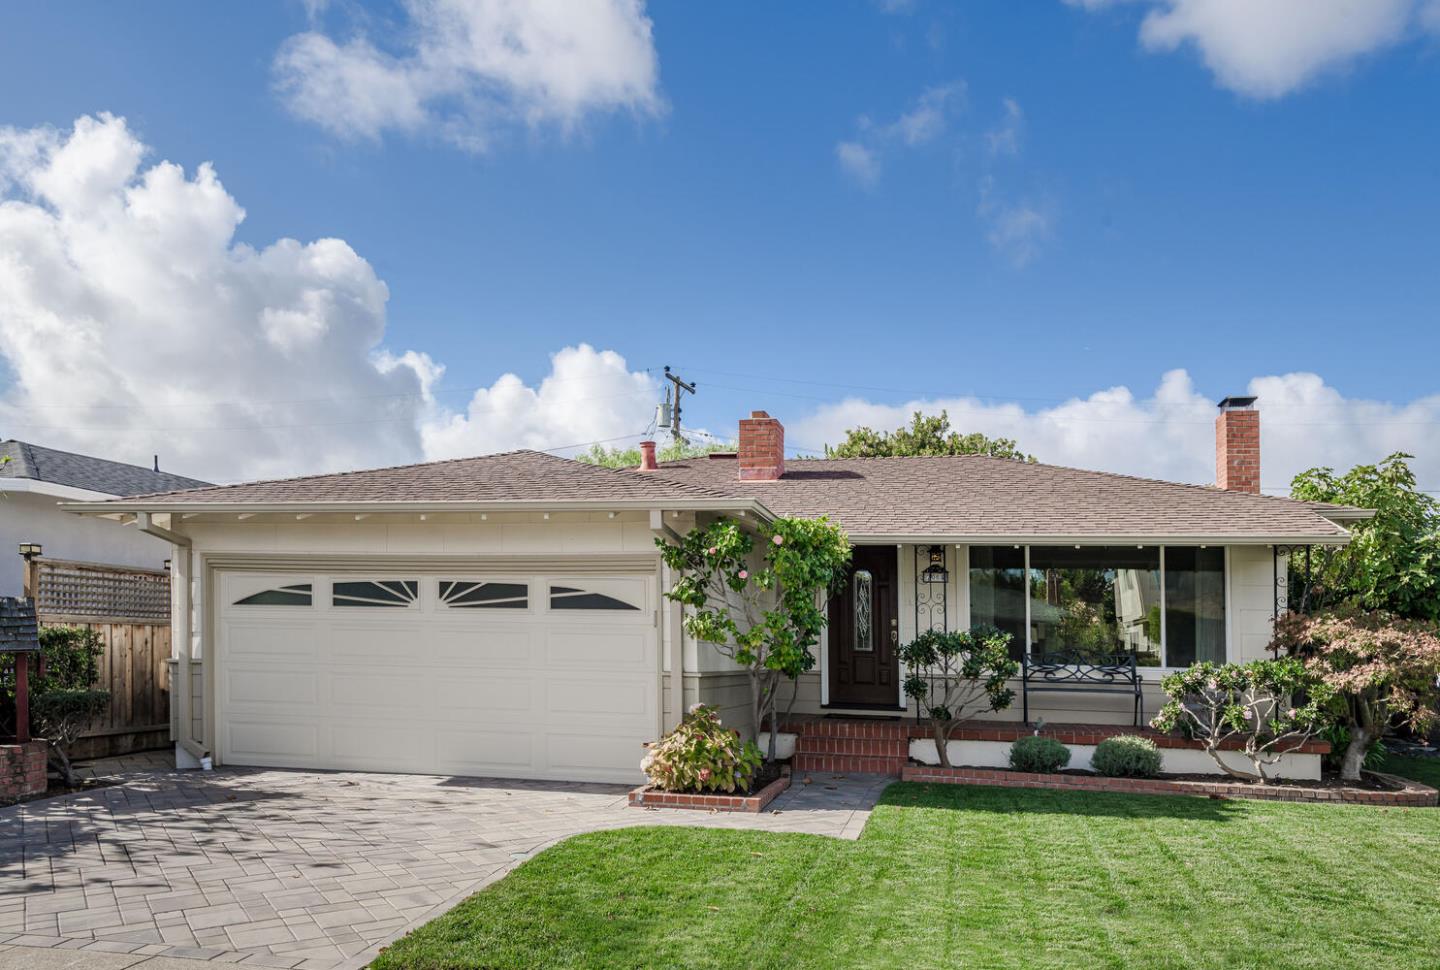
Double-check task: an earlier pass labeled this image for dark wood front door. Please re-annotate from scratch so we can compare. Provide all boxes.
[827,545,900,707]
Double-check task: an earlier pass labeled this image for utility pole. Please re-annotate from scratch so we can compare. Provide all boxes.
[661,366,696,443]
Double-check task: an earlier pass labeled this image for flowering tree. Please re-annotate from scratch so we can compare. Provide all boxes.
[900,626,1018,768]
[657,516,851,761]
[1271,608,1440,781]
[1151,659,1333,783]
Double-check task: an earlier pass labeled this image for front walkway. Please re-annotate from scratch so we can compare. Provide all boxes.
[0,755,890,970]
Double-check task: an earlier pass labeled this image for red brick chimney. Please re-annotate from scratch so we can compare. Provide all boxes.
[738,411,785,481]
[1215,396,1259,493]
[637,440,658,472]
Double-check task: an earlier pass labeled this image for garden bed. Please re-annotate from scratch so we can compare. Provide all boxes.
[629,763,791,813]
[901,763,1439,806]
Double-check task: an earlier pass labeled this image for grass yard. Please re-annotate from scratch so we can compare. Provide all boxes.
[371,783,1440,970]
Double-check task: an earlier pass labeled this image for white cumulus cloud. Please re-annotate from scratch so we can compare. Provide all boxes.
[788,369,1440,493]
[0,114,657,483]
[835,82,965,185]
[274,0,664,150]
[1067,0,1432,99]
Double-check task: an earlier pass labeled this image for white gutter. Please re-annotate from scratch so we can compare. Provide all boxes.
[62,497,774,517]
[0,478,121,502]
[844,533,1353,546]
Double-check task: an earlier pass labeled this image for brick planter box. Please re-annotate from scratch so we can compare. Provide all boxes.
[629,771,791,813]
[0,741,48,802]
[901,764,1439,808]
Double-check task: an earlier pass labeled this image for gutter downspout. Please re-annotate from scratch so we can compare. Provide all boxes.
[137,514,205,767]
[651,510,686,731]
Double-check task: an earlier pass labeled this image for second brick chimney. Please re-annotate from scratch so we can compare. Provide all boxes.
[1215,396,1260,493]
[738,411,785,481]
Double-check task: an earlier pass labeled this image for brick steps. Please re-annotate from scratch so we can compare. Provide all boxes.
[790,730,909,776]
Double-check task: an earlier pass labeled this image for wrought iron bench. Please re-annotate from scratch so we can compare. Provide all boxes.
[1022,652,1143,727]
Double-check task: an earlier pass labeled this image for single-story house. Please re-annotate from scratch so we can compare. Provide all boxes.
[65,397,1368,783]
[1,440,210,595]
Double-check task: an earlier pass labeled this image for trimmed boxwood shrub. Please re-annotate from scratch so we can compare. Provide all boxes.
[1091,735,1162,778]
[1009,735,1071,773]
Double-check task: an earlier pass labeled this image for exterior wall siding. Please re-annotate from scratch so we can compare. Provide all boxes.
[2,492,171,596]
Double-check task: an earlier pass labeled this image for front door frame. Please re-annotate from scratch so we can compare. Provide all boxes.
[823,544,904,709]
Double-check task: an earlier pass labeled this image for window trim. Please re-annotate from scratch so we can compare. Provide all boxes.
[970,543,1228,671]
[331,579,420,609]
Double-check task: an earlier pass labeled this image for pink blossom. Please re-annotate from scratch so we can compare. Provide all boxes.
[1286,708,1298,719]
[772,534,784,545]
[699,768,712,781]
[708,546,718,555]
[738,570,749,580]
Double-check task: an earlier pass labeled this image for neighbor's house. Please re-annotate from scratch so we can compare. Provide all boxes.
[1,440,210,596]
[63,398,1368,783]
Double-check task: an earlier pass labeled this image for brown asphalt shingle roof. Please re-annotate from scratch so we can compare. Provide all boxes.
[116,450,731,505]
[647,454,1351,541]
[89,449,1350,542]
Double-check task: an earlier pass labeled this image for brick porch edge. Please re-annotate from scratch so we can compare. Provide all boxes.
[629,771,791,813]
[0,741,47,801]
[901,765,1439,807]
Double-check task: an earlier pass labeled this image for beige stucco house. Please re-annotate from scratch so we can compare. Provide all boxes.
[66,398,1365,784]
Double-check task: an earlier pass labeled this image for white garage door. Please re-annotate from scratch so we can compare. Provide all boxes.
[215,570,659,783]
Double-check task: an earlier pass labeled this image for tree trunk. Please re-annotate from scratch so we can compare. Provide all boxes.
[1340,726,1372,782]
[49,743,76,789]
[933,719,952,769]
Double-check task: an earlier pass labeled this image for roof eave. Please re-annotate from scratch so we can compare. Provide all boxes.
[843,532,1352,546]
[60,497,777,518]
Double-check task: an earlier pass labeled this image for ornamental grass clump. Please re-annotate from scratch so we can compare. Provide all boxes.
[1091,735,1162,778]
[1009,735,1071,773]
[641,704,762,794]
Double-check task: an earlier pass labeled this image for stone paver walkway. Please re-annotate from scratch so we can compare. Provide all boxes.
[1,755,891,969]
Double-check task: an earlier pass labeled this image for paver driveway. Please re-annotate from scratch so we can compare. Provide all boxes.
[0,756,889,970]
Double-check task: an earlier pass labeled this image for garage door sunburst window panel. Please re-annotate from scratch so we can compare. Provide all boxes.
[233,584,313,607]
[332,580,419,608]
[439,581,529,609]
[548,586,641,611]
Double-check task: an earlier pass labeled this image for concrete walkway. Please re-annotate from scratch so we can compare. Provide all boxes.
[0,755,891,970]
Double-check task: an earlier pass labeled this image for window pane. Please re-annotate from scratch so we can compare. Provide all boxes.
[333,580,418,608]
[968,546,1027,661]
[235,584,312,607]
[853,570,873,652]
[1029,547,1161,666]
[439,581,528,609]
[549,586,640,611]
[1164,547,1226,667]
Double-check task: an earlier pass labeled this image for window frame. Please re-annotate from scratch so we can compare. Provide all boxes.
[970,544,1228,671]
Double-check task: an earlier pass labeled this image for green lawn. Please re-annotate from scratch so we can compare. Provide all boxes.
[371,783,1440,970]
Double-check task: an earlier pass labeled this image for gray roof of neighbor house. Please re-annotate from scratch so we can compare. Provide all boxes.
[0,597,41,653]
[66,447,1354,543]
[1,440,211,497]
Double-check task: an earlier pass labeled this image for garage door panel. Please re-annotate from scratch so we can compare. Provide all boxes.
[546,630,650,667]
[330,672,428,710]
[432,676,536,714]
[436,729,536,773]
[330,722,433,768]
[545,732,645,779]
[226,669,318,707]
[547,677,652,718]
[228,719,319,760]
[226,621,319,660]
[428,624,537,664]
[219,569,657,782]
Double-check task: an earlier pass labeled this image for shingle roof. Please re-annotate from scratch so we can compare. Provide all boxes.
[74,448,1351,542]
[0,598,41,653]
[113,450,731,505]
[1,440,210,497]
[646,454,1352,541]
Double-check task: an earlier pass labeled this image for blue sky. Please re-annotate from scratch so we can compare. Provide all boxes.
[1,1,1438,489]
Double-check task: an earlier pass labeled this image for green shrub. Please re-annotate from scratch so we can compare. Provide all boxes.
[1009,735,1071,773]
[641,704,762,793]
[1091,735,1162,778]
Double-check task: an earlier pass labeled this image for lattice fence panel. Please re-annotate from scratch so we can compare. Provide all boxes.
[34,559,170,621]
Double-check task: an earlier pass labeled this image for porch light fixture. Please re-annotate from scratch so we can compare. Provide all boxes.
[920,545,949,585]
[17,542,41,559]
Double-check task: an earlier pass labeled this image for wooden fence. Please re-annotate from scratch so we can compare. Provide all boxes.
[24,557,172,759]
